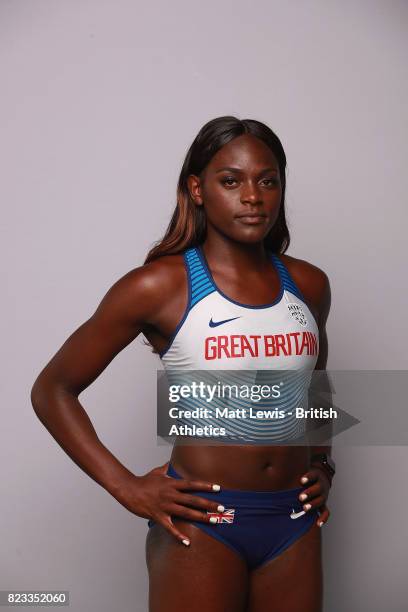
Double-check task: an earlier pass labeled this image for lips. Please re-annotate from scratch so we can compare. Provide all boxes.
[236,214,267,224]
[236,212,267,218]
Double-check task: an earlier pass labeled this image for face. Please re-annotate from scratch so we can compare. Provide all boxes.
[187,134,282,245]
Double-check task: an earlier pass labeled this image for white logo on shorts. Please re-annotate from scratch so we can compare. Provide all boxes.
[290,508,306,519]
[287,303,308,326]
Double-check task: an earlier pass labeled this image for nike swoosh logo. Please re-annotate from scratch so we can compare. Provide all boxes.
[209,316,241,328]
[290,508,306,519]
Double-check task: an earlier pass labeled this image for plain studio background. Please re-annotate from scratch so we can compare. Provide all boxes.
[1,1,407,611]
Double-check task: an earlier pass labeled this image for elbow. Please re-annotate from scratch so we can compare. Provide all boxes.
[31,377,46,415]
[31,370,55,416]
[31,373,75,419]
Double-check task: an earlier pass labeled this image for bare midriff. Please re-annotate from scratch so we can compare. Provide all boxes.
[171,442,312,491]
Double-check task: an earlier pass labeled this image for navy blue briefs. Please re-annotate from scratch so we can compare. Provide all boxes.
[147,463,318,570]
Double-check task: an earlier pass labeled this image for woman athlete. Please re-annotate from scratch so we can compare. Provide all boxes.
[31,116,334,612]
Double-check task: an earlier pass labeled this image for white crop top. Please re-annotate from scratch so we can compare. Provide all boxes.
[158,244,319,442]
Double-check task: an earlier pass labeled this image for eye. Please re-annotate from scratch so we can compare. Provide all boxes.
[262,178,279,186]
[220,176,280,188]
[221,176,237,186]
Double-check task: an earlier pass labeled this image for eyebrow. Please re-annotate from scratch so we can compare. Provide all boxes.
[215,166,279,174]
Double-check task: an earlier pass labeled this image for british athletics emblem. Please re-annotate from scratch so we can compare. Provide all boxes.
[287,302,308,326]
[206,508,235,523]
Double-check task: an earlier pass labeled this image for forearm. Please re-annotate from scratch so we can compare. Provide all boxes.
[308,376,334,481]
[308,364,334,455]
[309,395,333,462]
[31,385,136,497]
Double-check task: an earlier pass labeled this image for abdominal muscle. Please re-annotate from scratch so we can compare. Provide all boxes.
[170,442,312,491]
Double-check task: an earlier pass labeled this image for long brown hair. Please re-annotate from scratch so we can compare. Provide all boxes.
[144,115,290,265]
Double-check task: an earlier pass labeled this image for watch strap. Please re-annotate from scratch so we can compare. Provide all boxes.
[311,453,335,480]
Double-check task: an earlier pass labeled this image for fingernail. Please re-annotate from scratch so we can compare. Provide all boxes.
[212,484,221,492]
[182,539,190,546]
[318,521,324,527]
[217,505,225,512]
[303,504,312,511]
[299,493,308,501]
[301,477,308,484]
[209,517,218,524]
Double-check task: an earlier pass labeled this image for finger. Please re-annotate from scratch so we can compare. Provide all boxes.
[151,461,170,476]
[316,504,330,527]
[169,503,226,524]
[300,468,321,485]
[311,466,332,488]
[173,478,222,493]
[156,513,191,546]
[298,482,321,502]
[175,492,227,514]
[302,494,325,512]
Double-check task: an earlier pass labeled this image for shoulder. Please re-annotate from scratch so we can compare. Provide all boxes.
[97,253,186,325]
[279,253,330,295]
[124,253,186,293]
[279,253,331,323]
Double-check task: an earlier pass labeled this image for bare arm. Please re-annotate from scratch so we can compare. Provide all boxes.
[30,262,225,545]
[284,254,333,459]
[310,270,333,461]
[301,270,333,527]
[30,266,158,496]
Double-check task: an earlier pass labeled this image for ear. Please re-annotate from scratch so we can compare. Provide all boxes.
[187,174,203,205]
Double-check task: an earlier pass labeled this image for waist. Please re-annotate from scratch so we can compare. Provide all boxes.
[166,463,307,507]
[170,443,311,491]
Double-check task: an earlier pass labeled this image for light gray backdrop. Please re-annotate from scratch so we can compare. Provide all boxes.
[2,1,407,610]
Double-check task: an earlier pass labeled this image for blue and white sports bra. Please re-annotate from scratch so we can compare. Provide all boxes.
[160,244,319,370]
[158,244,319,442]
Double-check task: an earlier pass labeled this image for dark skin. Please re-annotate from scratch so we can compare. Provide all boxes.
[31,134,332,612]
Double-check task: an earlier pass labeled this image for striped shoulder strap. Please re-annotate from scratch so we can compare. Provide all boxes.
[184,246,216,308]
[270,253,306,302]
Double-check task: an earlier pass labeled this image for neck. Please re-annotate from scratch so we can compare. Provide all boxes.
[200,235,271,275]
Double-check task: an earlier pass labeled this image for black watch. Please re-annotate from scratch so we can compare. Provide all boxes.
[311,453,336,479]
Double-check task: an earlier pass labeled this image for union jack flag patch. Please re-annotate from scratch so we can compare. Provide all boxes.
[206,508,235,524]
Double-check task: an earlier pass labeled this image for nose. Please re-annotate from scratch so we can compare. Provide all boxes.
[240,181,262,205]
[240,192,262,206]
